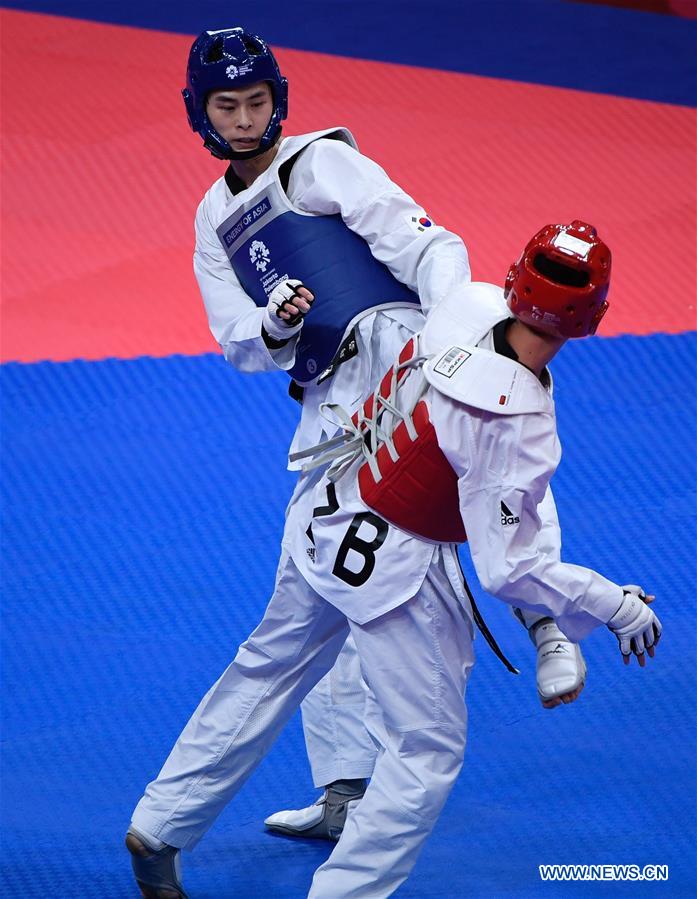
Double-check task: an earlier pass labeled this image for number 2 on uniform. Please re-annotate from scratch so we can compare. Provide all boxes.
[309,484,389,587]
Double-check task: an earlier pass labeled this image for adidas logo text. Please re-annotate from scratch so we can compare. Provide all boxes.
[500,500,520,526]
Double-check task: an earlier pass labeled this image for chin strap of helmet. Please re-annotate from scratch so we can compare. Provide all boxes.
[208,125,284,162]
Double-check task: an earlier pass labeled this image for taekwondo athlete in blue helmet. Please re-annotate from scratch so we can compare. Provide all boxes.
[126,28,586,890]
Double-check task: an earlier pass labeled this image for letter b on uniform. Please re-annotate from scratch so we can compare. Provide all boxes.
[332,512,388,587]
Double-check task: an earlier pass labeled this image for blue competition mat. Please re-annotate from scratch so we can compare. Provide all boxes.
[2,1,695,895]
[2,332,695,897]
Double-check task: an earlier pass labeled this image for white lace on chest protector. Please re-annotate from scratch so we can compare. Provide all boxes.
[289,281,552,478]
[290,336,427,481]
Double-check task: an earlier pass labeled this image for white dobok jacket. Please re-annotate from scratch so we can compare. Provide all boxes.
[291,283,625,641]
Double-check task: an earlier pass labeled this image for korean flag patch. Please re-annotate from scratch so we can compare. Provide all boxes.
[407,212,435,234]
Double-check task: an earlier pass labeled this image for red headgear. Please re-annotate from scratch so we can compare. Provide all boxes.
[504,221,611,338]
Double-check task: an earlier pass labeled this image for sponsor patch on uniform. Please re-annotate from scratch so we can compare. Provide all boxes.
[219,196,272,248]
[249,238,271,272]
[407,212,434,234]
[434,347,471,378]
[500,500,520,526]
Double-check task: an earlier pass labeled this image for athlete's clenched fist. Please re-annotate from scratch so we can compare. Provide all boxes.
[271,280,315,324]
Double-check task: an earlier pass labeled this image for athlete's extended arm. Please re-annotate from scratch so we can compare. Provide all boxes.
[434,392,661,661]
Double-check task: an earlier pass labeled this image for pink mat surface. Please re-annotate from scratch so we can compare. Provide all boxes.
[2,10,694,363]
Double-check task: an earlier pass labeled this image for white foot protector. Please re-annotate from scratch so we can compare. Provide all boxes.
[531,618,587,707]
[264,783,365,841]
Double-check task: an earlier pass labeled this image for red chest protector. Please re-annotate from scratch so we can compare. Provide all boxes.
[351,338,467,544]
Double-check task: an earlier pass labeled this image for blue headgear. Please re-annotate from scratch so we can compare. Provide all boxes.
[182,28,288,161]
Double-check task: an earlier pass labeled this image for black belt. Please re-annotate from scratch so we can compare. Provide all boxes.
[316,328,359,385]
[288,380,305,405]
[288,326,360,405]
[456,554,519,674]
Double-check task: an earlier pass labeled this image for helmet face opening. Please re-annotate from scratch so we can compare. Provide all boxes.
[532,253,590,289]
[505,221,611,339]
[182,28,288,161]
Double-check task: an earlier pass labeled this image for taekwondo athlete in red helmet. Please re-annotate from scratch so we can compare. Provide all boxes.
[122,221,656,899]
[278,220,661,897]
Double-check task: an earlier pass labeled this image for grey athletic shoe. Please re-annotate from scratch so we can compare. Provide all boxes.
[264,779,367,841]
[125,827,189,899]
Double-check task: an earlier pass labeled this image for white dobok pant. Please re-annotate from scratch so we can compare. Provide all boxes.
[300,629,375,787]
[131,548,474,898]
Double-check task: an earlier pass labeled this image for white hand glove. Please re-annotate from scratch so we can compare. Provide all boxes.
[607,585,662,666]
[263,279,314,340]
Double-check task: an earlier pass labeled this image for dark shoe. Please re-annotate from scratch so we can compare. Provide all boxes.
[125,828,188,898]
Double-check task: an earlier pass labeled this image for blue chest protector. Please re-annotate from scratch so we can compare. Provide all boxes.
[215,132,419,384]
